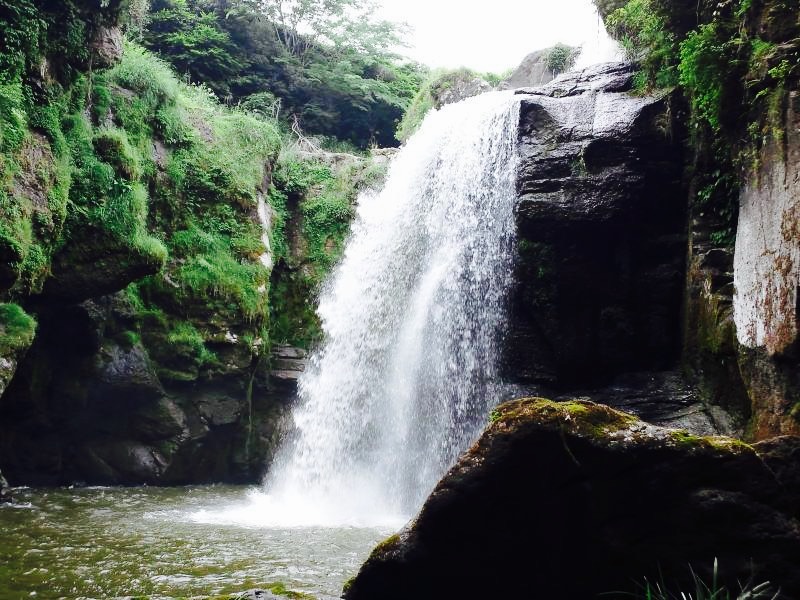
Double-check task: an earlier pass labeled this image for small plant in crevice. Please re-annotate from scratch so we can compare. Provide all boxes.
[606,559,781,600]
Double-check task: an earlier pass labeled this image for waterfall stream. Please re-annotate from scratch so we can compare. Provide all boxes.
[264,91,522,526]
[198,91,524,528]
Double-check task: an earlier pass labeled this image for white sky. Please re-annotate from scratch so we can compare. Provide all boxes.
[377,0,615,73]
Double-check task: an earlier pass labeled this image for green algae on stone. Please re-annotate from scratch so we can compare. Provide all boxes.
[370,533,401,558]
[0,303,36,355]
[492,398,639,440]
[667,430,754,453]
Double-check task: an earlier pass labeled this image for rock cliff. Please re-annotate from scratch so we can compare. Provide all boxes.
[732,93,800,438]
[0,3,364,486]
[505,62,687,390]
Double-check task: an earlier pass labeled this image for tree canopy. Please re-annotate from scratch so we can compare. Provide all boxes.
[140,0,425,147]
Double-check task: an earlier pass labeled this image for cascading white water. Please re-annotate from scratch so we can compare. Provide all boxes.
[192,91,522,530]
[259,91,522,527]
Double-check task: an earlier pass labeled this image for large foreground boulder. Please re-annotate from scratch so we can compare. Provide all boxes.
[344,399,800,600]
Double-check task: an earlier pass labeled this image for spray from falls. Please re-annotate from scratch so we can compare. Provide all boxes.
[265,91,522,526]
[193,91,523,528]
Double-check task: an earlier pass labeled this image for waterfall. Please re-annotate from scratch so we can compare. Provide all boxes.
[264,91,521,527]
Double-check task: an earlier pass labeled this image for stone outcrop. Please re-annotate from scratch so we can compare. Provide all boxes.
[731,91,800,438]
[499,49,557,89]
[505,62,686,387]
[90,26,124,67]
[499,46,578,90]
[344,399,800,600]
[554,371,734,435]
[430,72,492,109]
[270,345,308,387]
[734,93,800,356]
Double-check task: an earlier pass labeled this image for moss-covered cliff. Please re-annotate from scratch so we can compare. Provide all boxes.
[0,1,373,485]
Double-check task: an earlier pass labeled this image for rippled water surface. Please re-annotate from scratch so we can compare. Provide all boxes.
[0,486,391,600]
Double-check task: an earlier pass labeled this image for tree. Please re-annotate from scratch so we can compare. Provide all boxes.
[238,0,407,65]
[141,0,423,147]
[145,1,244,96]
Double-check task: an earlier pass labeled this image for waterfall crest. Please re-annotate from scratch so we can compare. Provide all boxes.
[264,91,522,526]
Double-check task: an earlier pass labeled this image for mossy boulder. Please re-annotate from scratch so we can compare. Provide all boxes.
[344,399,800,600]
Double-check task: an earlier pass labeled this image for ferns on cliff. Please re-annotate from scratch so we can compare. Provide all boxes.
[606,0,678,91]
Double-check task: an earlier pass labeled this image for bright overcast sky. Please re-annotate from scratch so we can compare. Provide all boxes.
[377,0,616,73]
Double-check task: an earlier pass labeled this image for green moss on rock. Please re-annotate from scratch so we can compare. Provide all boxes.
[492,398,639,440]
[267,149,381,348]
[667,430,752,453]
[0,303,36,355]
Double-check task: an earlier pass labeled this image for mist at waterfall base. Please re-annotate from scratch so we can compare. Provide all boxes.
[191,91,522,530]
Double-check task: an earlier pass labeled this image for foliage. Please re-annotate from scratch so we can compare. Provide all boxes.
[62,108,167,268]
[545,44,579,75]
[167,224,268,320]
[144,4,243,97]
[607,0,678,91]
[165,320,217,366]
[396,67,508,142]
[267,146,382,347]
[99,43,280,378]
[125,0,152,40]
[593,0,628,20]
[0,0,282,377]
[0,302,36,355]
[678,24,728,132]
[242,0,406,66]
[141,0,424,147]
[604,0,798,251]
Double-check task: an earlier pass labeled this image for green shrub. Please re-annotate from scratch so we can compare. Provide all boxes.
[607,0,678,91]
[301,191,353,271]
[169,224,268,321]
[396,83,436,142]
[112,42,181,107]
[92,128,142,180]
[678,23,727,131]
[616,559,780,599]
[545,44,579,75]
[166,320,215,366]
[0,81,27,156]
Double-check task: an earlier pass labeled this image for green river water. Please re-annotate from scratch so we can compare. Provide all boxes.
[0,486,391,600]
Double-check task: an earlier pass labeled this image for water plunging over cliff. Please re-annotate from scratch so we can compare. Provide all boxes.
[256,91,522,526]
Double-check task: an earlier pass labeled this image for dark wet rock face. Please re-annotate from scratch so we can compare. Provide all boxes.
[731,92,800,438]
[269,344,308,387]
[0,293,293,486]
[560,371,735,435]
[344,399,800,600]
[505,63,687,388]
